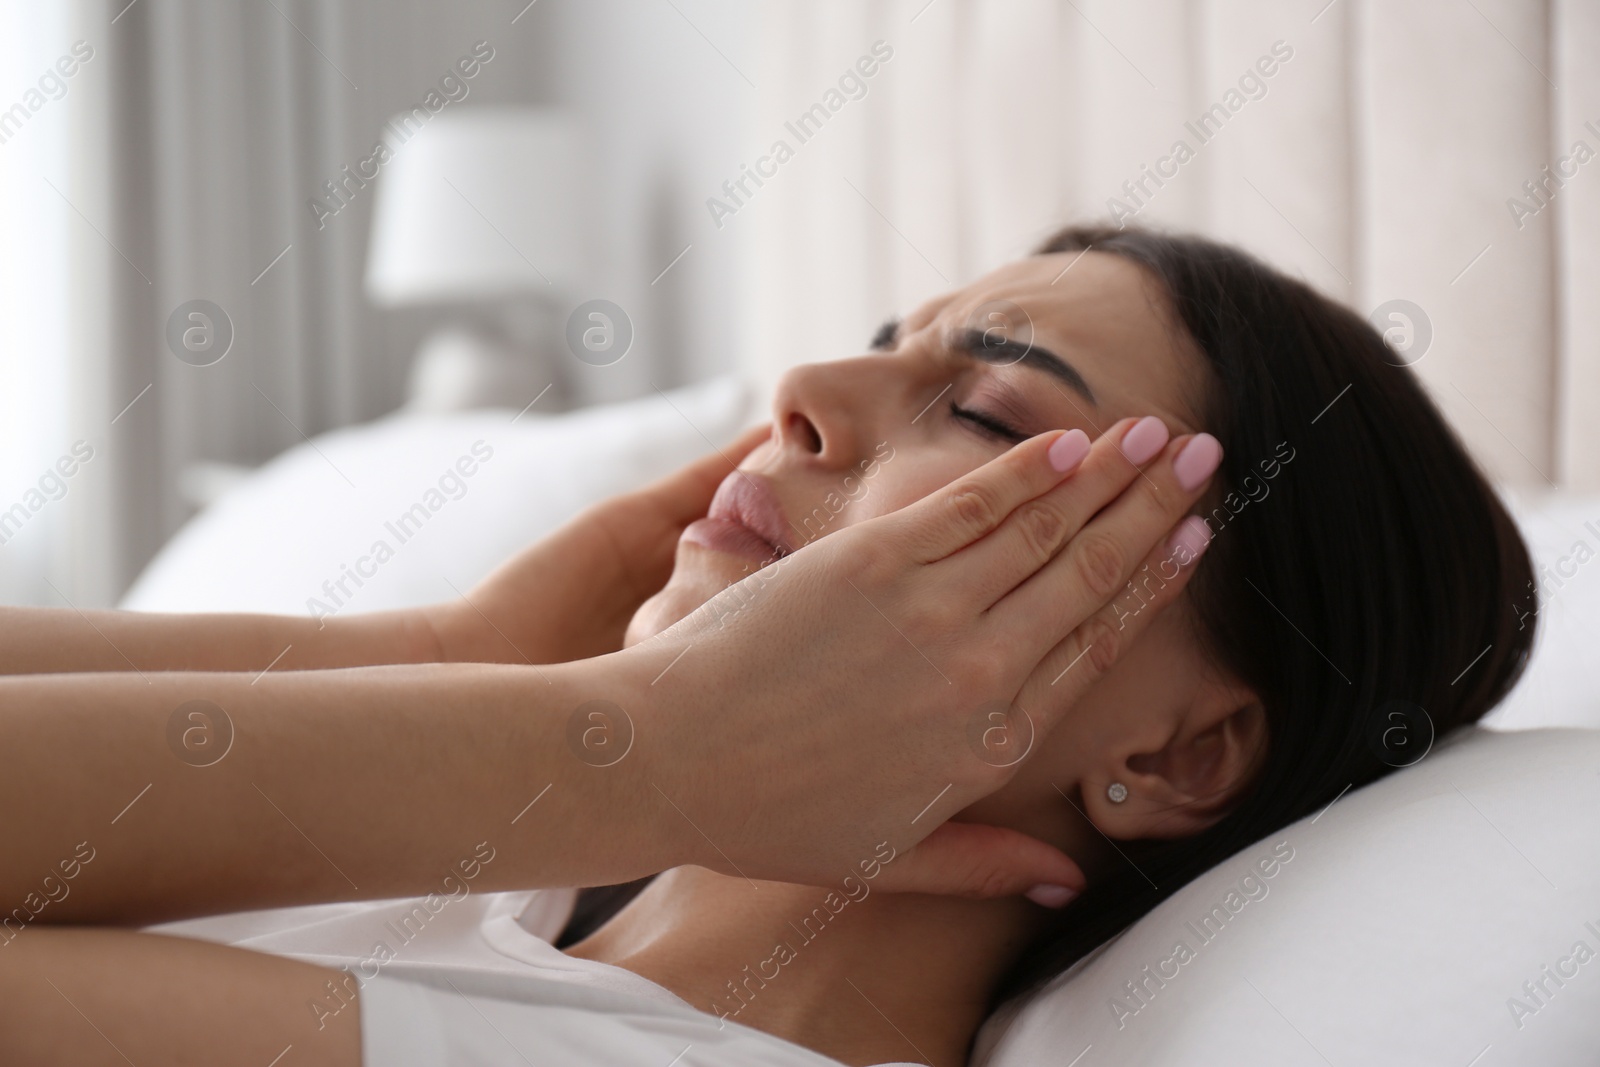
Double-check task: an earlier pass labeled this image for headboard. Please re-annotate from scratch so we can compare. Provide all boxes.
[743,0,1597,489]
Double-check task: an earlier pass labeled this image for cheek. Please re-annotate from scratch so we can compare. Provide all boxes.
[628,439,999,641]
[956,607,1204,817]
[834,446,988,526]
[952,674,1120,842]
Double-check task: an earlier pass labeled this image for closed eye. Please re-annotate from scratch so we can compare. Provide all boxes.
[950,401,1026,443]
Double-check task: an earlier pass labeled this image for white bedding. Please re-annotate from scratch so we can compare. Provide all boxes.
[119,378,755,617]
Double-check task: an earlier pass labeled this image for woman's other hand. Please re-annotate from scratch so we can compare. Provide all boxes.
[425,425,772,665]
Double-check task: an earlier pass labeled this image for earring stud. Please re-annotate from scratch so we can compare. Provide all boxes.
[1107,782,1128,803]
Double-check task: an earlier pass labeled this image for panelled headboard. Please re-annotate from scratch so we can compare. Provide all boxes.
[744,0,1596,488]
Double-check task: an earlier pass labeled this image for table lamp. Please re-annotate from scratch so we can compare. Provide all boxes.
[365,107,587,411]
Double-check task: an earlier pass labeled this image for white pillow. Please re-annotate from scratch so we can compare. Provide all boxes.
[121,378,754,615]
[977,725,1600,1067]
[1483,488,1600,730]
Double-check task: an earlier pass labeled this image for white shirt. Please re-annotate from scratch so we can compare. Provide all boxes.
[152,890,929,1067]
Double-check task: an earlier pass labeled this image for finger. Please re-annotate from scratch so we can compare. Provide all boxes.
[1017,510,1214,734]
[891,426,1100,565]
[870,821,1086,905]
[640,423,773,526]
[952,416,1169,607]
[993,431,1221,651]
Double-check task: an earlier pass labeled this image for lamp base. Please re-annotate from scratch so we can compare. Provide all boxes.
[402,325,556,413]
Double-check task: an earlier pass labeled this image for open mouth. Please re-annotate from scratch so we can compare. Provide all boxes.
[682,470,795,565]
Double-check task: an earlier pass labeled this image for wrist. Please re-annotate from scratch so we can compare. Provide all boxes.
[421,595,596,666]
[414,600,492,664]
[553,646,690,880]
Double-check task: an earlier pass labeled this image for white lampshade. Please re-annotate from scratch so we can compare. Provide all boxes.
[365,108,587,306]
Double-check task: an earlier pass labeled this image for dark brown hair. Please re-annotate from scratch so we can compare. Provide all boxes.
[991,224,1535,1002]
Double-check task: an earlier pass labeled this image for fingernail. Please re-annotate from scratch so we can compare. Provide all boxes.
[1025,884,1079,909]
[1166,515,1213,564]
[1048,428,1091,473]
[1119,416,1169,467]
[1173,433,1223,492]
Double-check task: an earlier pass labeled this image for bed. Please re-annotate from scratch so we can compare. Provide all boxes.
[128,379,1600,1065]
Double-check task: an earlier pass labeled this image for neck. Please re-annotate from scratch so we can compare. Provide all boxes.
[564,866,1045,1067]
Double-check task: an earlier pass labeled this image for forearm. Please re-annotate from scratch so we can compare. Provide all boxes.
[0,656,670,926]
[0,605,444,675]
[1,928,360,1067]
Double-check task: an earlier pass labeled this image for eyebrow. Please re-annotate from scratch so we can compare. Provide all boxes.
[870,318,1098,406]
[869,317,900,350]
[953,329,1100,406]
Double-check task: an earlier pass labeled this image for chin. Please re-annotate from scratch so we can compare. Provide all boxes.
[624,586,698,647]
[623,542,754,648]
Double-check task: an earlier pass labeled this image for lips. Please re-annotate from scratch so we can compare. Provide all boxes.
[682,470,796,564]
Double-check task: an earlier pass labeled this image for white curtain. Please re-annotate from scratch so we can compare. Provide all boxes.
[0,1,89,606]
[0,0,766,607]
[747,0,1595,488]
[37,0,561,606]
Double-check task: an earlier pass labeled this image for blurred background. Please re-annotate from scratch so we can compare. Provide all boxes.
[0,0,1594,611]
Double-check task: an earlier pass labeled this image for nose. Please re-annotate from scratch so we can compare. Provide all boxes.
[769,360,865,470]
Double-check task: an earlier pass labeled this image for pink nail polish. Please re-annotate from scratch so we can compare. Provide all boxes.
[1025,884,1079,909]
[1119,416,1169,467]
[1166,515,1213,564]
[1048,429,1091,473]
[1173,433,1223,491]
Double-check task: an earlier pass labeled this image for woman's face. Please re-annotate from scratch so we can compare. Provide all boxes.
[629,251,1262,852]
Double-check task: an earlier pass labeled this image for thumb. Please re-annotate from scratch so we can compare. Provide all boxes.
[872,822,1086,908]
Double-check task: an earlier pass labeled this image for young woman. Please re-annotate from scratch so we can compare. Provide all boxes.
[0,226,1533,1067]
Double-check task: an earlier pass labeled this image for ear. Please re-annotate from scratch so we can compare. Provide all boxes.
[1084,696,1267,840]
